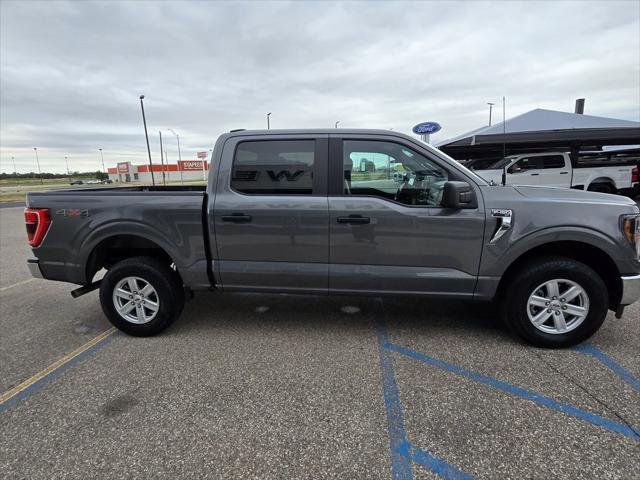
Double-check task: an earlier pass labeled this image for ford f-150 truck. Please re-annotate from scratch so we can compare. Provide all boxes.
[473,151,638,194]
[25,129,640,348]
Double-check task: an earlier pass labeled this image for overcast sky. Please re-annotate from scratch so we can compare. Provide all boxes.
[1,0,639,173]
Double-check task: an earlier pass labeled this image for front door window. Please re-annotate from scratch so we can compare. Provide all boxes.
[343,140,449,207]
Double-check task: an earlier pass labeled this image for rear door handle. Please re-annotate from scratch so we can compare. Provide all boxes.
[530,173,539,176]
[559,171,569,175]
[337,215,371,225]
[222,214,252,223]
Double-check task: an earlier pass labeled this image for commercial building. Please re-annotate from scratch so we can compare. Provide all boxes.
[107,160,209,183]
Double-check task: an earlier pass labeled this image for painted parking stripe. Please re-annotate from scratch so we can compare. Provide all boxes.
[386,343,640,441]
[376,320,413,480]
[0,278,35,292]
[0,327,117,413]
[574,344,640,392]
[408,444,475,480]
[377,320,476,479]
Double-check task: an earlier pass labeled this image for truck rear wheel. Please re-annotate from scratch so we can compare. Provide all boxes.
[501,257,608,348]
[587,183,615,194]
[99,256,184,336]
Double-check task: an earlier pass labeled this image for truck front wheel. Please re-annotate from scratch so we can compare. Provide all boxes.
[502,257,608,348]
[99,256,185,336]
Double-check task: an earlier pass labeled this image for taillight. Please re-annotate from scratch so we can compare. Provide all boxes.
[632,167,638,183]
[24,208,51,247]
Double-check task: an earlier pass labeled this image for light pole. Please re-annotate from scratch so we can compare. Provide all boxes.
[11,156,19,185]
[487,102,495,126]
[267,112,271,130]
[139,95,156,186]
[98,148,105,176]
[159,131,166,185]
[33,147,43,184]
[168,129,183,184]
[335,121,340,128]
[65,156,70,177]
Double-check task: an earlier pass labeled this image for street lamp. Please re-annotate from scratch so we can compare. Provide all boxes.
[11,156,19,185]
[65,156,70,176]
[139,95,156,186]
[335,121,340,128]
[487,102,495,126]
[159,131,166,185]
[98,148,105,175]
[267,112,271,130]
[167,128,183,184]
[33,147,43,184]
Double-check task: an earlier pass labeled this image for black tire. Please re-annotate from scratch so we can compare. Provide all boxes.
[501,256,608,348]
[588,183,615,194]
[99,256,184,336]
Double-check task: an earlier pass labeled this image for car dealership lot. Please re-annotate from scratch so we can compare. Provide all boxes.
[0,205,638,479]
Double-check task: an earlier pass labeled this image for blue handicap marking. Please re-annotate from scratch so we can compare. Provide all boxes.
[376,319,477,479]
[573,344,640,392]
[386,342,640,441]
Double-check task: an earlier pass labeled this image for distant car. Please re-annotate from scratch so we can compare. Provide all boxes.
[101,179,113,184]
[86,179,101,184]
[69,179,84,185]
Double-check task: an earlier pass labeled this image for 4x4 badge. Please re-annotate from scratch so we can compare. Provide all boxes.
[56,208,89,217]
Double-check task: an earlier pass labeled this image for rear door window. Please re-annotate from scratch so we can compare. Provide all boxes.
[540,155,566,169]
[232,140,315,195]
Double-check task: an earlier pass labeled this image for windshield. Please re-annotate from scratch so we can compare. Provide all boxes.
[485,157,516,170]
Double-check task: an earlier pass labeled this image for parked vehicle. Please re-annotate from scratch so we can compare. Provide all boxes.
[473,152,638,193]
[473,152,637,194]
[25,129,640,347]
[101,178,113,184]
[69,179,84,185]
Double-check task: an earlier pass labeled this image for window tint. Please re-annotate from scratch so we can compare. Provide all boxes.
[232,140,314,194]
[343,140,449,207]
[540,155,566,169]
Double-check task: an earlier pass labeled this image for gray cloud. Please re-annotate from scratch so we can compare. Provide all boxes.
[1,0,638,173]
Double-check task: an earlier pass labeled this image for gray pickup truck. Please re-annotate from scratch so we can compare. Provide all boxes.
[25,129,640,347]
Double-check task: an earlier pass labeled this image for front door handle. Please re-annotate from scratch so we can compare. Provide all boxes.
[337,215,371,225]
[559,171,569,174]
[530,173,539,176]
[222,213,252,223]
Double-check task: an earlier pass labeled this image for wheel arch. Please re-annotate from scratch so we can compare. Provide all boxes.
[495,240,622,309]
[84,231,182,285]
[586,176,616,191]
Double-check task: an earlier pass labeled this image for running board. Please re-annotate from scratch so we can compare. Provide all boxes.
[70,280,102,298]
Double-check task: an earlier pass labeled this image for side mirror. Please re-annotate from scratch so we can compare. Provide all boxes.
[441,181,477,209]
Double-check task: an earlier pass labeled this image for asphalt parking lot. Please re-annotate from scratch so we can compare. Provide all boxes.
[1,204,639,479]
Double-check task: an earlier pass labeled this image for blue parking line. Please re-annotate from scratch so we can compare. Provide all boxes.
[376,320,477,479]
[376,319,413,480]
[573,344,640,392]
[408,444,475,480]
[386,343,640,441]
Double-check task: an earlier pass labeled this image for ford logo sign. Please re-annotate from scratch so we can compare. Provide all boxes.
[412,122,441,135]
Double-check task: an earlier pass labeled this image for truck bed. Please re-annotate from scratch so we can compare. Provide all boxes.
[27,186,210,289]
